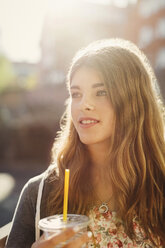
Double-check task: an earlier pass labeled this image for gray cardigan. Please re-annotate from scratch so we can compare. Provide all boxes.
[6,172,52,248]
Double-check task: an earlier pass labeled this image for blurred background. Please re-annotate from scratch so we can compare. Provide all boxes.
[0,0,165,227]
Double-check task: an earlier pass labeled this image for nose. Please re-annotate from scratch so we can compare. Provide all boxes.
[80,96,95,111]
[84,103,94,111]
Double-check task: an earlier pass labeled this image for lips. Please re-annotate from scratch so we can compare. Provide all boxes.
[78,117,100,128]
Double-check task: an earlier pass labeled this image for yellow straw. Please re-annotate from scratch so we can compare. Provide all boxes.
[63,169,70,221]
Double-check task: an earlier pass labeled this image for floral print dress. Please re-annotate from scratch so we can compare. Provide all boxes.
[87,206,162,248]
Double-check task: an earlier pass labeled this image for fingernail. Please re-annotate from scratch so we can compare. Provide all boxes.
[87,231,92,238]
[73,225,81,232]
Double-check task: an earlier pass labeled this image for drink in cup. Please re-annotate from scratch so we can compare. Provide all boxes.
[38,214,90,247]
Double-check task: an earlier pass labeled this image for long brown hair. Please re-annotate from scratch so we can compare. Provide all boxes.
[47,39,165,245]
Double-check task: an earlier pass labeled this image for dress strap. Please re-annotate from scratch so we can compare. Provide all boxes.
[35,176,45,241]
[35,164,56,241]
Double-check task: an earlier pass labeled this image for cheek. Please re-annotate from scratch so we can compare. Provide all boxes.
[109,112,115,131]
[103,105,115,125]
[71,105,77,124]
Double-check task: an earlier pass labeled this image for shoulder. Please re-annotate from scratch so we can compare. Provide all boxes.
[23,166,58,208]
[23,165,57,197]
[21,172,45,198]
[26,172,45,192]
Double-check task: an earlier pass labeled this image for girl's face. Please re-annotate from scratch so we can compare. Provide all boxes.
[70,66,115,147]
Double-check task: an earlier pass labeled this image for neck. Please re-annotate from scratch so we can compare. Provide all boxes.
[86,142,115,210]
[87,142,110,171]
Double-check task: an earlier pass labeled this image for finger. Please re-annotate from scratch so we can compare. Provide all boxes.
[63,231,92,248]
[45,227,76,247]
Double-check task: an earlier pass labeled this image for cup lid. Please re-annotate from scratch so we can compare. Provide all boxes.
[38,214,90,232]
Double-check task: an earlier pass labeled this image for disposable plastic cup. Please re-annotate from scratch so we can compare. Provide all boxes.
[38,214,90,247]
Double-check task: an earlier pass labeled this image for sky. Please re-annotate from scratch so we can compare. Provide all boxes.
[0,0,47,63]
[0,0,133,63]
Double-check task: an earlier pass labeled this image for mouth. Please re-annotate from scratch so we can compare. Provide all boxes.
[78,117,100,128]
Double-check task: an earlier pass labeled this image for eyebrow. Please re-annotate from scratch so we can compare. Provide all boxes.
[70,83,105,90]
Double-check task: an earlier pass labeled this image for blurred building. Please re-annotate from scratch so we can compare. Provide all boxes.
[39,0,129,85]
[126,0,165,97]
[39,0,165,99]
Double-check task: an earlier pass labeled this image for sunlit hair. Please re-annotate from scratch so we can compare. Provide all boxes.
[47,39,165,245]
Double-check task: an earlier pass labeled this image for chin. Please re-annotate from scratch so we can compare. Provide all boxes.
[79,137,100,146]
[79,134,112,147]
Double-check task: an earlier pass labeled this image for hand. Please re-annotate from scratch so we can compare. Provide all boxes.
[31,227,92,248]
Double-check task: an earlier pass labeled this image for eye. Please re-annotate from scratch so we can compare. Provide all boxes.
[96,90,107,96]
[71,92,81,98]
